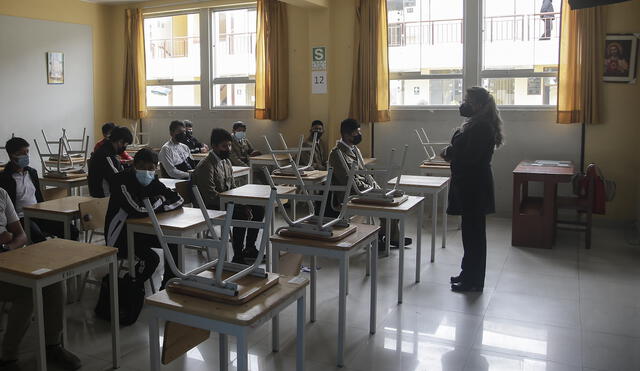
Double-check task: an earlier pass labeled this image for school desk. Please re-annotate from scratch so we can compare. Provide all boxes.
[22,195,93,243]
[39,176,88,197]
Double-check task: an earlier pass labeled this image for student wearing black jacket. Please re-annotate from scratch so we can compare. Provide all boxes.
[88,126,133,198]
[442,87,503,293]
[105,148,183,288]
[0,137,79,242]
[180,120,209,154]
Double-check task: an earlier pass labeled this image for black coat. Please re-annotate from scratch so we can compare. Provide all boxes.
[88,142,124,198]
[0,162,44,206]
[443,120,496,216]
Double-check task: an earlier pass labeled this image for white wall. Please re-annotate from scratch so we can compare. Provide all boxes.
[0,15,94,171]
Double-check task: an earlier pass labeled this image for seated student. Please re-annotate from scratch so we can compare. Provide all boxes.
[299,120,327,171]
[94,122,133,163]
[105,148,183,289]
[0,138,79,242]
[88,126,133,198]
[159,120,197,179]
[180,120,209,154]
[229,121,261,167]
[328,118,411,248]
[192,129,265,264]
[0,187,81,370]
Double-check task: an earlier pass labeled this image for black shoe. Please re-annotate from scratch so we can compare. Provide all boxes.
[46,345,81,370]
[387,236,413,249]
[450,282,483,293]
[450,275,463,284]
[243,247,266,263]
[231,255,248,265]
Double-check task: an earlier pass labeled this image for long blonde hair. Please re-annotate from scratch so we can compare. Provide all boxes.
[465,87,504,148]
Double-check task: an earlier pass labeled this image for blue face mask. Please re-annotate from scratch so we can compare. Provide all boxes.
[135,170,155,187]
[14,155,29,169]
[234,131,246,140]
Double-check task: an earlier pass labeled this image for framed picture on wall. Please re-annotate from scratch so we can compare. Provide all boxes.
[603,34,637,83]
[46,51,64,84]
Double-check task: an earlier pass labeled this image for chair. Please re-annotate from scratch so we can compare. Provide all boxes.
[556,164,596,249]
[174,180,192,205]
[42,187,68,201]
[77,197,109,300]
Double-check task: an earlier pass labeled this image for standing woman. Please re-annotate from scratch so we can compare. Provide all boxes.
[442,87,504,292]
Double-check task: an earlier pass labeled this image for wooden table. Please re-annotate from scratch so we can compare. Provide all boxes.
[39,176,88,196]
[362,157,376,167]
[271,224,379,367]
[270,170,328,220]
[512,160,575,249]
[0,240,120,371]
[388,175,450,261]
[126,207,226,279]
[159,178,187,190]
[419,161,451,177]
[248,154,290,183]
[344,196,424,303]
[146,276,307,371]
[22,196,93,242]
[219,184,296,271]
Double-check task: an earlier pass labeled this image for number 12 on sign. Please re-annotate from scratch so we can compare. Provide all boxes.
[312,71,327,94]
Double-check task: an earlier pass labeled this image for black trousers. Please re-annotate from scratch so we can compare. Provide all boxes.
[117,233,177,287]
[542,18,553,38]
[460,214,487,287]
[24,218,80,243]
[231,205,265,258]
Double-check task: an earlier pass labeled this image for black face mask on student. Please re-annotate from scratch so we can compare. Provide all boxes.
[175,132,188,142]
[311,130,323,139]
[218,150,231,160]
[352,134,363,145]
[186,130,193,138]
[459,102,475,117]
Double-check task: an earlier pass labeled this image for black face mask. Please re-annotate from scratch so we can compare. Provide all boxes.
[312,130,323,139]
[459,102,474,117]
[186,130,193,138]
[352,134,363,145]
[175,132,188,142]
[218,150,231,160]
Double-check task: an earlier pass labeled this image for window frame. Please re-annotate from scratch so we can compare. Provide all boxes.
[388,0,561,110]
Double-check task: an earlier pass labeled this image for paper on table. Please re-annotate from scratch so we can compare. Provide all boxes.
[31,268,52,275]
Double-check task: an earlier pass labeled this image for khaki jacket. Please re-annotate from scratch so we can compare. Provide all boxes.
[230,137,255,167]
[328,141,378,210]
[192,152,235,210]
[300,138,327,171]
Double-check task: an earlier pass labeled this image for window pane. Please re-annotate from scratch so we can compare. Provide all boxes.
[482,0,561,71]
[213,83,255,107]
[388,0,463,75]
[482,77,557,105]
[390,79,462,106]
[212,9,257,79]
[146,85,201,107]
[144,14,201,82]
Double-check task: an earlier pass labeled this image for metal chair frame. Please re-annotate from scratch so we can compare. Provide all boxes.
[264,133,318,175]
[415,128,449,164]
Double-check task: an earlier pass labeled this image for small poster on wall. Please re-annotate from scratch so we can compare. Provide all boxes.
[603,34,637,83]
[47,51,64,84]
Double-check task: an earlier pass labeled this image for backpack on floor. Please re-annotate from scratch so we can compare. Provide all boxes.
[94,273,145,326]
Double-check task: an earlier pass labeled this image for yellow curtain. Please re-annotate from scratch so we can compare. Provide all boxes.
[255,0,288,121]
[557,0,604,124]
[123,8,147,120]
[349,0,390,124]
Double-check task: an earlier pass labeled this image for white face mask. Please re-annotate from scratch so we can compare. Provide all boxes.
[234,131,246,140]
[135,169,155,186]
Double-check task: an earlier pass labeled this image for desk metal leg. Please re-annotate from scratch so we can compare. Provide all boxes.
[267,205,275,272]
[177,243,185,272]
[385,218,391,256]
[127,231,136,279]
[370,239,378,335]
[64,220,76,303]
[337,257,347,367]
[417,202,423,281]
[236,331,249,371]
[296,294,306,371]
[109,258,121,368]
[148,315,160,371]
[431,194,438,263]
[33,284,46,371]
[442,186,448,249]
[398,220,405,304]
[219,334,229,371]
[345,256,350,295]
[365,244,371,277]
[293,198,297,221]
[310,255,317,323]
[272,313,280,352]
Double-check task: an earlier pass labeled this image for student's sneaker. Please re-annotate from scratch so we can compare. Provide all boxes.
[243,247,266,263]
[46,345,81,370]
[231,255,248,265]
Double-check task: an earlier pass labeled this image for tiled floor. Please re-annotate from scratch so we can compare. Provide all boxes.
[3,216,640,371]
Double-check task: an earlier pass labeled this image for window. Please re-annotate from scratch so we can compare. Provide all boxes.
[211,8,257,107]
[144,13,201,107]
[387,0,561,107]
[481,0,560,105]
[388,0,464,106]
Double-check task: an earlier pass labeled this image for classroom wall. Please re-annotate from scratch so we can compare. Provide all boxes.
[0,0,113,148]
[0,14,94,172]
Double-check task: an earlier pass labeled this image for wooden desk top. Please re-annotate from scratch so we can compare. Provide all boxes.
[513,161,575,177]
[145,275,308,326]
[388,175,449,189]
[419,162,451,170]
[23,196,94,215]
[363,157,376,166]
[271,170,327,181]
[40,176,88,184]
[270,223,380,250]
[219,184,296,201]
[232,166,250,174]
[191,152,208,159]
[250,154,290,162]
[0,239,116,279]
[127,207,226,231]
[347,195,424,214]
[159,178,188,190]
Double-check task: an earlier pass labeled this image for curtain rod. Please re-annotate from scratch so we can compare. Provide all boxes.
[143,0,254,10]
